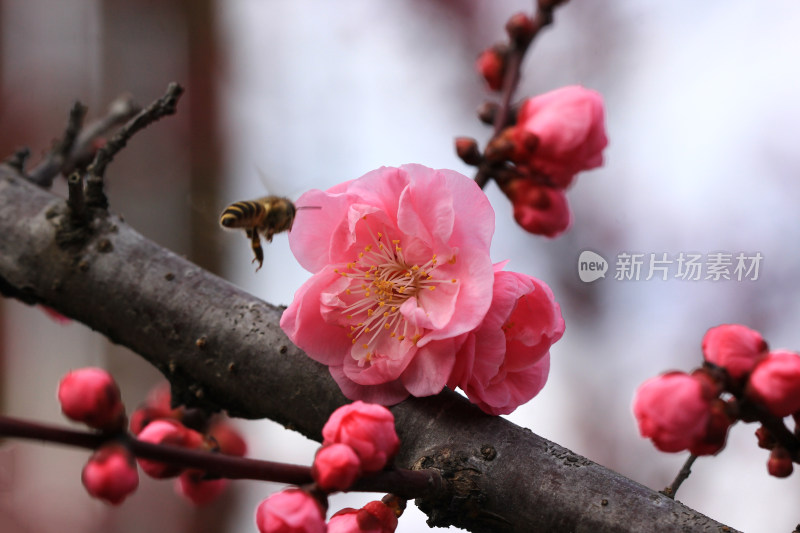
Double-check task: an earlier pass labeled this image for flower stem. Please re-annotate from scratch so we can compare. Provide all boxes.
[662,454,697,499]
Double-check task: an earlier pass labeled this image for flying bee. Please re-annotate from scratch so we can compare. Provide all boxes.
[219,196,319,271]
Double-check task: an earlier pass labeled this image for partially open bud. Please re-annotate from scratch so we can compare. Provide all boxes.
[58,367,126,431]
[82,444,139,505]
[176,471,228,506]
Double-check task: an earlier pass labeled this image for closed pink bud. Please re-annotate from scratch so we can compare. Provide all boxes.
[255,489,326,533]
[58,367,125,431]
[633,372,714,453]
[136,419,204,478]
[176,471,228,506]
[328,501,398,533]
[81,444,139,505]
[322,401,400,472]
[512,86,607,186]
[502,179,571,238]
[312,443,362,491]
[702,324,767,380]
[747,350,800,417]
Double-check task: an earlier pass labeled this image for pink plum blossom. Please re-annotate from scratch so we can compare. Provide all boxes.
[633,372,715,453]
[448,265,564,415]
[81,444,139,505]
[58,367,126,431]
[255,489,326,533]
[747,350,800,417]
[312,443,362,491]
[281,164,495,404]
[512,85,607,187]
[702,324,768,380]
[322,401,400,472]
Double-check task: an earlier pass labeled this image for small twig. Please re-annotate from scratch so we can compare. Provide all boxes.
[475,0,569,190]
[86,82,184,209]
[28,96,141,187]
[27,102,87,188]
[0,414,442,499]
[662,454,697,499]
[66,172,87,223]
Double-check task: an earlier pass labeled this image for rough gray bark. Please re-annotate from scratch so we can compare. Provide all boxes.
[0,164,739,533]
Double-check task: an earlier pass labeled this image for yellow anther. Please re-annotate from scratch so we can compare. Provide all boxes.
[367,309,374,316]
[449,255,457,264]
[451,279,457,283]
[428,286,436,291]
[362,343,369,349]
[411,265,420,271]
[384,323,391,329]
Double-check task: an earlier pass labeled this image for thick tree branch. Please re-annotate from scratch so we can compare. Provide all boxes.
[0,164,739,532]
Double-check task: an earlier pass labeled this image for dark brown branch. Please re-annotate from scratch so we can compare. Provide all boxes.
[0,164,740,533]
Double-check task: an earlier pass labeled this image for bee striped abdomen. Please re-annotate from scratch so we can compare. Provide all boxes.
[219,201,267,228]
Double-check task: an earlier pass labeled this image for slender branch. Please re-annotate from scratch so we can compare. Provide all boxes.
[662,454,697,499]
[85,83,184,209]
[0,414,441,498]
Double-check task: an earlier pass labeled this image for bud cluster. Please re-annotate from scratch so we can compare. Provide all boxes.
[461,9,608,238]
[634,324,800,478]
[256,401,402,533]
[57,368,246,505]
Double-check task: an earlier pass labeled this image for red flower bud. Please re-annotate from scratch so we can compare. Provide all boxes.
[322,401,400,473]
[136,419,204,478]
[81,444,139,505]
[633,372,717,454]
[176,471,228,506]
[747,350,800,417]
[312,443,362,492]
[501,179,571,238]
[475,45,507,91]
[702,324,767,380]
[767,447,793,478]
[58,367,126,431]
[255,488,326,533]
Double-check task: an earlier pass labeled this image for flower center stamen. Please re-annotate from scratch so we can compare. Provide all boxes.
[333,217,458,363]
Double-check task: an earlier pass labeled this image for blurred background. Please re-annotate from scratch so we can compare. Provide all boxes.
[2,0,800,531]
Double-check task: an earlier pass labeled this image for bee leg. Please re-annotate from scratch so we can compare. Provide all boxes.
[247,229,264,271]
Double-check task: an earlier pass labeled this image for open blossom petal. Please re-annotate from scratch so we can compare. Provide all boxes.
[282,165,495,403]
[449,267,564,415]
